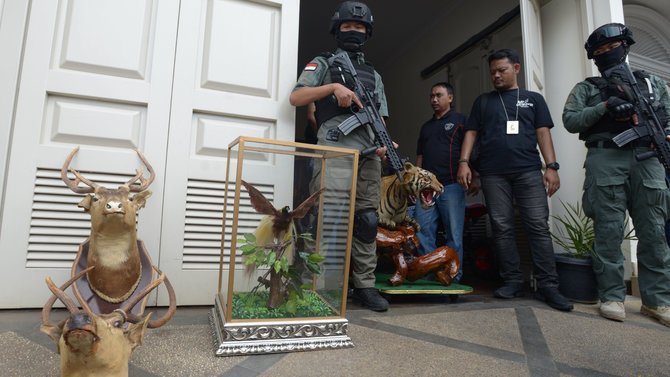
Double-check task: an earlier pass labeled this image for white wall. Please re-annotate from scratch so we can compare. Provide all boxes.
[541,0,590,216]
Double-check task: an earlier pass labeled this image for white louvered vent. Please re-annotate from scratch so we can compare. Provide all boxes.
[629,26,670,64]
[28,168,139,268]
[182,179,271,270]
[319,198,349,269]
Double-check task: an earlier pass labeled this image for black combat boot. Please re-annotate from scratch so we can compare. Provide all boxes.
[494,282,525,299]
[353,287,389,312]
[534,286,574,311]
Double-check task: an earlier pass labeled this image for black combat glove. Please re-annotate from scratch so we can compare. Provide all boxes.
[606,96,635,119]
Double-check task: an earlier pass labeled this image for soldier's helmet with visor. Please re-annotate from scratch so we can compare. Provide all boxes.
[585,23,635,59]
[329,1,374,36]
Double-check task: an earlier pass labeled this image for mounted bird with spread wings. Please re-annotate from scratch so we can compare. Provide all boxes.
[241,180,325,260]
[239,180,325,309]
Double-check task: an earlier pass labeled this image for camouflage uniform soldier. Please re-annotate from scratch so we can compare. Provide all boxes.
[563,23,670,326]
[290,1,390,311]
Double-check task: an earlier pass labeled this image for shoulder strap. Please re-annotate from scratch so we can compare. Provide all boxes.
[585,77,609,101]
[633,70,656,99]
[633,70,649,80]
[585,76,607,88]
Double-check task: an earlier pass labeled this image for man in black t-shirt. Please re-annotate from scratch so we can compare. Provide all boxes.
[415,82,470,282]
[457,49,572,312]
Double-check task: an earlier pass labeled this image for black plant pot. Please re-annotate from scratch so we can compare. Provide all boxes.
[555,254,599,304]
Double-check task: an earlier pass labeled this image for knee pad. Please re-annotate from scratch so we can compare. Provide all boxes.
[354,208,378,243]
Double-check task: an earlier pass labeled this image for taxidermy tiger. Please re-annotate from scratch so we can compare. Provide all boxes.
[377,162,443,231]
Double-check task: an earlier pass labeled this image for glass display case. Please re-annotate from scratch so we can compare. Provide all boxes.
[210,136,358,356]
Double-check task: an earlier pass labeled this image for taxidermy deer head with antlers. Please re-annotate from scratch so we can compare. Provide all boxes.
[61,146,155,303]
[41,267,166,377]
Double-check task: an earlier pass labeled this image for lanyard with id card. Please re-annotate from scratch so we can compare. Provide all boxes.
[507,120,519,134]
[499,89,519,135]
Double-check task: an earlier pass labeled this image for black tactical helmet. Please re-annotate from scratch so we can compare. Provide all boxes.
[585,23,635,59]
[329,1,374,37]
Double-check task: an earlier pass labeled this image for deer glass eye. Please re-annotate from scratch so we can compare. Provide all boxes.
[93,197,99,202]
[113,320,122,328]
[128,197,134,202]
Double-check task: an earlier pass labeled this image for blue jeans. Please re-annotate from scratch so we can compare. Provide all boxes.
[414,183,465,280]
[480,170,559,288]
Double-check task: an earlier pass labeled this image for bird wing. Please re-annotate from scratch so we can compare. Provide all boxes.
[289,188,325,219]
[241,180,278,216]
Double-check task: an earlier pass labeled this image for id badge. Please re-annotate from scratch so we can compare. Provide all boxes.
[506,120,519,134]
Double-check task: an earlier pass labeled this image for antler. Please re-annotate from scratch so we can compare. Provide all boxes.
[61,147,99,194]
[126,149,155,192]
[117,266,176,328]
[118,270,164,315]
[42,267,94,328]
[146,266,176,328]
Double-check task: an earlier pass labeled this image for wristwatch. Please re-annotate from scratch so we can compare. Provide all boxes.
[546,162,560,171]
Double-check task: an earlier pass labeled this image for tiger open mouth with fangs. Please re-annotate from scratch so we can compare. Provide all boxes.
[409,187,440,210]
[409,187,440,209]
[420,187,439,208]
[378,162,444,231]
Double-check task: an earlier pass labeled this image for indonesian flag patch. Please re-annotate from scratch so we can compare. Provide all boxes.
[304,63,318,71]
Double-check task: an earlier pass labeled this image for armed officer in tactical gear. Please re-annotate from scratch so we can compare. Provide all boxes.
[563,23,670,327]
[290,1,391,311]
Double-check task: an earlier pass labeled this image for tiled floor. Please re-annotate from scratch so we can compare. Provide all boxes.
[2,283,669,377]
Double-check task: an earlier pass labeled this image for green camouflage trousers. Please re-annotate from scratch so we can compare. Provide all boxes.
[582,146,670,305]
[311,117,381,289]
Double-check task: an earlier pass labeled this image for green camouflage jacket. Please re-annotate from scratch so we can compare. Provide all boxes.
[562,72,670,142]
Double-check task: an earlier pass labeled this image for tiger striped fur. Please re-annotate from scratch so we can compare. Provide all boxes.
[377,162,443,231]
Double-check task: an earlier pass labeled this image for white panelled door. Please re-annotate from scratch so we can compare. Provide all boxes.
[0,0,300,308]
[0,0,179,307]
[159,0,300,305]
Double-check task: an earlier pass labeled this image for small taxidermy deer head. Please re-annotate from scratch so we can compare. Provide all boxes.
[41,267,166,377]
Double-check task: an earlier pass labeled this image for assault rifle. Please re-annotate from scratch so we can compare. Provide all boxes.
[608,63,670,174]
[327,52,404,181]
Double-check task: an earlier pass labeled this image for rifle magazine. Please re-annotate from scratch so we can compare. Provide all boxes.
[338,114,361,135]
[612,127,647,147]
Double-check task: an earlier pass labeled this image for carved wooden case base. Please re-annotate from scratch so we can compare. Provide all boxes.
[210,294,353,356]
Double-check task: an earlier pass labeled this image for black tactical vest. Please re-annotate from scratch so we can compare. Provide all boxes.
[579,70,669,140]
[314,52,379,127]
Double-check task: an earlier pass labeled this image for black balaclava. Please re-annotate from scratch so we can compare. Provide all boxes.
[594,43,628,72]
[336,30,367,52]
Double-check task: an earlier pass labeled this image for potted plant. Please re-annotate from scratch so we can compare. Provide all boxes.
[550,200,635,303]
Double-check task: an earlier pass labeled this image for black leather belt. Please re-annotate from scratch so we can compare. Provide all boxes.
[585,140,649,149]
